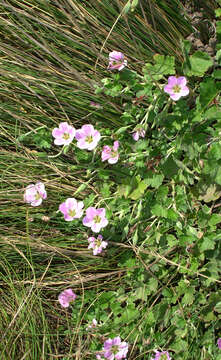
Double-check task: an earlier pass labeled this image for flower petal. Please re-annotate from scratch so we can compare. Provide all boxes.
[177,76,187,86]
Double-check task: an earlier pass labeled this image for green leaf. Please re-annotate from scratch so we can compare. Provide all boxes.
[63,145,70,154]
[147,278,158,292]
[216,49,221,65]
[121,304,139,321]
[199,78,218,110]
[200,237,215,251]
[132,228,138,245]
[217,20,221,34]
[119,69,137,81]
[151,204,168,217]
[143,54,175,80]
[129,180,148,200]
[182,287,195,305]
[115,126,131,135]
[203,311,216,322]
[134,286,148,300]
[161,156,179,178]
[144,171,164,188]
[205,105,221,120]
[156,185,169,199]
[208,143,221,160]
[208,214,221,226]
[185,51,213,77]
[145,311,155,325]
[167,208,178,220]
[214,301,221,313]
[215,167,221,185]
[162,288,173,298]
[153,54,175,75]
[213,69,221,79]
[136,84,152,97]
[117,184,132,198]
[171,339,188,353]
[167,234,178,246]
[215,8,221,17]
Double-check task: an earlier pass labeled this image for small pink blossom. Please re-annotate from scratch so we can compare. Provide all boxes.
[86,318,98,330]
[24,182,47,207]
[96,355,105,360]
[151,350,171,360]
[59,198,84,221]
[83,207,108,233]
[90,101,102,109]
[75,124,101,151]
[52,122,75,146]
[102,141,119,164]
[132,128,146,141]
[164,76,189,101]
[108,51,127,71]
[218,338,221,349]
[88,235,108,255]
[99,336,128,360]
[58,289,77,308]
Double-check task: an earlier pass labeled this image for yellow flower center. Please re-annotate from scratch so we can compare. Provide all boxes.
[111,345,119,354]
[172,85,181,93]
[95,238,102,247]
[94,215,101,223]
[63,133,70,140]
[68,209,76,217]
[86,135,93,143]
[35,193,41,200]
[160,355,168,360]
[111,150,118,158]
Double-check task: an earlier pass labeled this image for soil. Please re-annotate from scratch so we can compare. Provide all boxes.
[181,1,217,57]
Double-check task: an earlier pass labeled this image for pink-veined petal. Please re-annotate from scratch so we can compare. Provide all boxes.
[108,155,119,164]
[177,76,187,86]
[91,222,102,233]
[170,92,182,101]
[52,128,62,137]
[167,76,178,86]
[180,86,189,96]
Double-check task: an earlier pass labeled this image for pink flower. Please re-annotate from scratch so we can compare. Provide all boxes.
[88,235,108,255]
[86,318,98,330]
[108,51,127,71]
[75,124,101,151]
[151,350,171,360]
[218,338,221,349]
[58,289,77,308]
[83,207,108,233]
[102,141,119,164]
[90,101,102,109]
[52,122,75,146]
[132,128,146,141]
[59,198,84,221]
[24,182,47,207]
[101,336,128,360]
[164,76,189,101]
[96,355,105,360]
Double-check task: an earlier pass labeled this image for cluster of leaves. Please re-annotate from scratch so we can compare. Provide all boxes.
[16,50,221,359]
[58,17,221,359]
[20,13,221,359]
